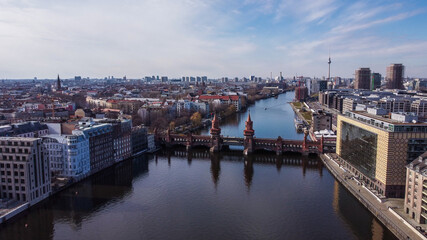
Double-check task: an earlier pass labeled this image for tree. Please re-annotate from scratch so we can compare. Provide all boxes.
[190,112,202,127]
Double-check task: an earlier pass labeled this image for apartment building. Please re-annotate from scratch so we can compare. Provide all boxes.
[0,137,51,205]
[72,123,114,174]
[42,133,90,179]
[404,152,427,224]
[97,118,132,163]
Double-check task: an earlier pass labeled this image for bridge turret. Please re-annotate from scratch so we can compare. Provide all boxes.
[302,129,309,155]
[210,113,222,152]
[210,113,221,136]
[243,112,255,137]
[243,112,255,155]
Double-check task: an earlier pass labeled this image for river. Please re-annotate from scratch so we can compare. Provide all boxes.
[0,92,397,240]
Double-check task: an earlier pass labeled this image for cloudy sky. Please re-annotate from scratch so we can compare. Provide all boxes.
[0,0,426,79]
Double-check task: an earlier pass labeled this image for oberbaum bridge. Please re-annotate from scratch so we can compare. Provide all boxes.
[155,113,327,156]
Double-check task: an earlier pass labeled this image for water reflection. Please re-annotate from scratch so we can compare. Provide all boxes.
[244,158,254,189]
[332,181,397,240]
[210,155,220,187]
[162,148,323,189]
[0,154,151,240]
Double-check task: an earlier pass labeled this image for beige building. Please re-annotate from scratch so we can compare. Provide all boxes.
[404,152,427,224]
[0,137,51,205]
[336,111,427,198]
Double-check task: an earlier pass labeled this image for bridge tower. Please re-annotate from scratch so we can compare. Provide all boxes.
[210,114,222,152]
[243,113,255,155]
[302,129,309,156]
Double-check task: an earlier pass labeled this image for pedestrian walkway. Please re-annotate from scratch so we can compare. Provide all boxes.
[320,153,427,240]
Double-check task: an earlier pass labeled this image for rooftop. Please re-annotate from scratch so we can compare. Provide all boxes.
[407,151,427,177]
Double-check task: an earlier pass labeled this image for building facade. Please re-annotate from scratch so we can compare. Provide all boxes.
[336,111,427,198]
[42,133,90,179]
[311,110,332,132]
[354,68,371,90]
[97,119,132,163]
[371,72,382,90]
[131,126,148,156]
[404,152,427,224]
[0,137,51,205]
[72,124,114,174]
[386,64,404,90]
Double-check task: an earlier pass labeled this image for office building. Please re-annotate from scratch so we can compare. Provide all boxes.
[0,137,51,205]
[354,68,371,90]
[336,111,427,198]
[371,72,381,90]
[386,64,404,90]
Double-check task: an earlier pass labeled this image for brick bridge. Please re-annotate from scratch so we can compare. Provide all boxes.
[155,113,324,156]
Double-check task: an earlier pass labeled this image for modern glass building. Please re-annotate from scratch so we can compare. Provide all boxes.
[337,111,427,198]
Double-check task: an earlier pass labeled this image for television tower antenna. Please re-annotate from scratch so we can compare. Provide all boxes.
[328,49,331,81]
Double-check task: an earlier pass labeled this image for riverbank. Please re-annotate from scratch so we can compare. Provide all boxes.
[289,101,312,125]
[320,153,426,240]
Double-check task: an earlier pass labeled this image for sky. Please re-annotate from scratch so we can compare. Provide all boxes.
[0,0,427,79]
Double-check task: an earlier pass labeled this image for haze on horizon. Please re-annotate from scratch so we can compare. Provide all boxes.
[0,0,426,79]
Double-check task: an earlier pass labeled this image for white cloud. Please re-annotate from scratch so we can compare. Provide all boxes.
[0,0,425,78]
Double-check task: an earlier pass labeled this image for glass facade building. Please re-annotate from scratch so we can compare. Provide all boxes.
[340,122,378,179]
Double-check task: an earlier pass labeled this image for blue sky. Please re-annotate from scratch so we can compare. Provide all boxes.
[0,0,426,79]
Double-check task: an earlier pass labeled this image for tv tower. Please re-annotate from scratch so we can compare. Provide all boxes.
[328,52,331,81]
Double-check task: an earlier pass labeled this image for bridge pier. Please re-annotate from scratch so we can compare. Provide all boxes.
[243,148,251,156]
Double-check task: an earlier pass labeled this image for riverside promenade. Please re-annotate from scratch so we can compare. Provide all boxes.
[320,153,426,240]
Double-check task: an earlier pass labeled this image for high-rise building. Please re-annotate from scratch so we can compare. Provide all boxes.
[0,137,51,205]
[354,68,371,90]
[371,72,381,90]
[386,64,404,89]
[336,111,427,198]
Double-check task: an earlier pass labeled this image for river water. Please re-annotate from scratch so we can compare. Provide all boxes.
[0,92,397,240]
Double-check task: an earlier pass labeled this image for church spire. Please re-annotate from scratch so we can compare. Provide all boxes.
[56,74,61,91]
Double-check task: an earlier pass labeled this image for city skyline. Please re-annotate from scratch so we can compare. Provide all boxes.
[0,0,426,79]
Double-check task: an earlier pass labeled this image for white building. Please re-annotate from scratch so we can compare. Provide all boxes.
[42,133,90,179]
